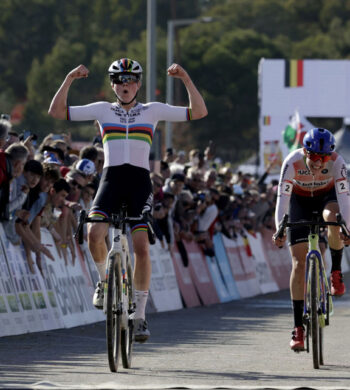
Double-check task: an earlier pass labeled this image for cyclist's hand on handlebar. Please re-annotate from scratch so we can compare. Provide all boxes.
[68,64,89,80]
[272,232,287,248]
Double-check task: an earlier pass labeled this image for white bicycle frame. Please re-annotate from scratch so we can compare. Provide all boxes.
[103,225,132,329]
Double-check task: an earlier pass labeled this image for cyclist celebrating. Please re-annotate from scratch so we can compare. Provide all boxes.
[272,127,350,351]
[48,58,207,342]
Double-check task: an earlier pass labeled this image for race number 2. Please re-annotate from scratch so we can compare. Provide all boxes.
[281,180,293,195]
[336,178,349,194]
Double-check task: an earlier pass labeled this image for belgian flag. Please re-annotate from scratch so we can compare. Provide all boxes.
[285,59,304,87]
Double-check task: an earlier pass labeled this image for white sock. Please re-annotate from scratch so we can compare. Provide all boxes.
[134,290,149,320]
[95,261,106,282]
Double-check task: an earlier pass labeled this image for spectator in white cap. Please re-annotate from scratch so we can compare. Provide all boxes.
[76,158,96,182]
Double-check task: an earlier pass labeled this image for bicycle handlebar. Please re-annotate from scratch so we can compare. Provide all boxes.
[74,209,156,245]
[274,213,350,240]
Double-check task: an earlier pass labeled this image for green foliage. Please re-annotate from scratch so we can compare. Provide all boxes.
[2,0,350,160]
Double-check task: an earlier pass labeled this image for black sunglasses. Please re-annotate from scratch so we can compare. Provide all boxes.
[110,74,139,84]
[69,179,83,190]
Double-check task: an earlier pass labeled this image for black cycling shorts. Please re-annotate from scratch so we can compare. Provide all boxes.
[89,164,153,233]
[287,187,337,246]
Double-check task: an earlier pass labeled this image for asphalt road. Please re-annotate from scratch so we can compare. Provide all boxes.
[1,275,350,390]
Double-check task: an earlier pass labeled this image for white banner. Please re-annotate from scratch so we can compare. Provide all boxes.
[149,240,183,312]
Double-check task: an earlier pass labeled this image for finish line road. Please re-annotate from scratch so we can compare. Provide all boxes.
[1,275,350,390]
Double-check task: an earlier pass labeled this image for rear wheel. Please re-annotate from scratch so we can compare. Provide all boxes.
[310,254,320,369]
[106,255,122,372]
[121,259,134,368]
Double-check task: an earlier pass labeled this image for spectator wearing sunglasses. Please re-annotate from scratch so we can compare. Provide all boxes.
[48,57,207,343]
[272,127,350,352]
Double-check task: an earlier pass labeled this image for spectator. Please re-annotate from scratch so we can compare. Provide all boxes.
[0,143,29,221]
[160,160,171,180]
[3,160,43,245]
[0,119,11,150]
[79,145,98,165]
[3,130,19,150]
[76,158,96,182]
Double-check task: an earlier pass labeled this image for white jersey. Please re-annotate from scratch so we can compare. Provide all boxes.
[67,101,192,170]
[275,148,350,230]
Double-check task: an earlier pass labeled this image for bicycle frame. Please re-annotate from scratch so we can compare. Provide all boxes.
[304,233,333,328]
[103,224,132,329]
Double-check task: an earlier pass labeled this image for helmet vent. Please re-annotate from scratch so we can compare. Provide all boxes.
[319,138,324,152]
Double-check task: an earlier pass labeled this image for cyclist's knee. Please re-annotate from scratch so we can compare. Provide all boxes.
[134,244,149,260]
[88,223,108,244]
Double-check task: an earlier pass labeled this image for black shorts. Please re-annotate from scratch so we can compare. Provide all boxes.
[89,164,153,232]
[288,187,337,246]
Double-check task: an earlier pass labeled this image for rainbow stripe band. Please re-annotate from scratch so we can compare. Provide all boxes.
[88,210,109,219]
[66,107,71,121]
[131,223,148,234]
[101,123,154,146]
[186,108,192,121]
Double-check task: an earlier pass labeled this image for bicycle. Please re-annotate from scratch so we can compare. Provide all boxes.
[75,204,155,372]
[275,212,349,369]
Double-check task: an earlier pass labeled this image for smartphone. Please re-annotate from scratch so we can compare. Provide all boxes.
[52,134,63,140]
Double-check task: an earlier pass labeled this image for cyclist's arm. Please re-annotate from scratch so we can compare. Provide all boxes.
[167,64,208,120]
[333,155,350,230]
[275,157,295,230]
[48,64,89,119]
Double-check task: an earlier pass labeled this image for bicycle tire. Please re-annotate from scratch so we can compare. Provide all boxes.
[309,254,320,369]
[106,254,122,373]
[121,259,134,368]
[319,326,324,365]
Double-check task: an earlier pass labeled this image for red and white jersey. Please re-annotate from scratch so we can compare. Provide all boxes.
[275,148,350,230]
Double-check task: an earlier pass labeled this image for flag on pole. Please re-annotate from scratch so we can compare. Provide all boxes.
[283,110,314,152]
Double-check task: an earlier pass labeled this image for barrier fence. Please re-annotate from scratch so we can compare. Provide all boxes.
[1,224,349,337]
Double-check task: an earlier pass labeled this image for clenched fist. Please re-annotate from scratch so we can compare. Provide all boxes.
[68,64,89,80]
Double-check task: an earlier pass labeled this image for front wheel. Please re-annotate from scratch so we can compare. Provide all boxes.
[106,254,122,373]
[121,259,134,368]
[309,254,320,369]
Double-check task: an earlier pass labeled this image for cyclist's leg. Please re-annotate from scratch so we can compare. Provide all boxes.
[87,166,123,308]
[288,193,313,350]
[127,166,153,342]
[323,200,345,296]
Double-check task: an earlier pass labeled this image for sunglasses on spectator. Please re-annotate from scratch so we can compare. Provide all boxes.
[153,181,163,188]
[307,151,332,163]
[110,74,139,84]
[69,179,84,190]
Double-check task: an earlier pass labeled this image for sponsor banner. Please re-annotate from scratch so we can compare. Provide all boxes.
[212,234,240,300]
[170,243,201,308]
[182,240,219,306]
[221,234,261,298]
[80,242,100,286]
[0,231,24,336]
[149,240,183,312]
[41,229,104,328]
[245,232,279,293]
[18,243,61,332]
[204,255,231,303]
[259,228,291,290]
[2,234,44,333]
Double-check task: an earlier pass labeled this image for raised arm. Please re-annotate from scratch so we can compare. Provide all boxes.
[167,63,208,120]
[48,65,89,119]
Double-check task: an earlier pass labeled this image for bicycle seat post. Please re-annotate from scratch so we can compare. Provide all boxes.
[121,203,127,235]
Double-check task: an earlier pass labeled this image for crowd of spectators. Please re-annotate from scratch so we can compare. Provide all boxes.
[0,115,278,275]
[151,142,278,259]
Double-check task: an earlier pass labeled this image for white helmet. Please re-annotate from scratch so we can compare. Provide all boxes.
[108,58,142,79]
